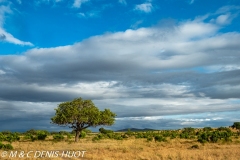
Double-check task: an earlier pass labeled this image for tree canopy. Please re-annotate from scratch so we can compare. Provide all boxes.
[231,122,240,130]
[51,98,116,142]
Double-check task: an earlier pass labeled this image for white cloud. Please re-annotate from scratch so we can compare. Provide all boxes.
[135,3,153,13]
[0,28,33,46]
[216,14,231,25]
[0,5,33,46]
[119,0,127,5]
[73,0,89,8]
[0,7,240,131]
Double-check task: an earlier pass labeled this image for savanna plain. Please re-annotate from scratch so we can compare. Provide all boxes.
[1,126,240,160]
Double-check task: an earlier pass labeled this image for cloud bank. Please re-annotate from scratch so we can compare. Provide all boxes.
[0,6,240,131]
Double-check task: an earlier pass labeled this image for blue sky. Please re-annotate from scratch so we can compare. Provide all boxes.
[0,0,240,132]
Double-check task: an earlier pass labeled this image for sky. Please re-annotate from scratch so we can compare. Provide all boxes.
[0,0,240,132]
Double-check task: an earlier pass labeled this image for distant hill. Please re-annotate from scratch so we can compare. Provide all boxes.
[116,128,155,132]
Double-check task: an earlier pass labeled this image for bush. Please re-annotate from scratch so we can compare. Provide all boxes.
[217,127,231,132]
[180,133,190,139]
[0,132,5,142]
[37,131,47,140]
[53,134,64,141]
[26,129,37,135]
[125,129,134,137]
[182,128,195,135]
[0,143,14,150]
[147,136,153,142]
[2,133,20,143]
[154,135,166,142]
[203,127,213,132]
[1,131,11,135]
[92,137,100,141]
[4,144,14,150]
[231,122,240,130]
[79,131,86,139]
[83,129,92,133]
[99,128,113,134]
[0,142,4,149]
[198,130,232,143]
[113,134,123,140]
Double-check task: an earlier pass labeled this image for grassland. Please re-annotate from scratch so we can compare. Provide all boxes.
[1,132,240,160]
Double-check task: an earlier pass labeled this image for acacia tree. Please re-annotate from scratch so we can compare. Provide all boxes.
[51,98,116,142]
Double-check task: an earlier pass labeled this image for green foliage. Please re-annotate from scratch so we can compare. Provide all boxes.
[83,129,92,133]
[26,129,37,135]
[3,144,14,150]
[179,128,196,139]
[147,136,153,142]
[99,128,114,134]
[203,127,213,132]
[217,127,231,132]
[0,132,5,142]
[5,133,20,143]
[113,133,123,140]
[59,131,70,135]
[198,130,232,143]
[182,127,195,134]
[0,132,20,143]
[0,143,14,150]
[231,122,240,130]
[36,131,48,140]
[53,134,64,141]
[125,129,134,137]
[180,133,190,139]
[79,131,86,139]
[1,131,12,135]
[51,98,116,142]
[154,135,166,142]
[23,133,35,141]
[161,130,178,139]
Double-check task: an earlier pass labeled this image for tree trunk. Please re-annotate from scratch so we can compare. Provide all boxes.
[75,130,80,142]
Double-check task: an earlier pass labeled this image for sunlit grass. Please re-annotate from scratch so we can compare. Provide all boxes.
[5,135,240,160]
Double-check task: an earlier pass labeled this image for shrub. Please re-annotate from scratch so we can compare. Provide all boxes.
[23,133,33,140]
[99,128,113,134]
[83,129,92,133]
[1,131,12,135]
[0,143,14,150]
[154,135,166,142]
[53,134,64,141]
[217,127,231,133]
[0,132,5,142]
[79,131,86,139]
[37,131,47,140]
[5,133,20,143]
[180,133,189,139]
[26,129,37,135]
[0,142,4,149]
[92,137,100,141]
[4,144,14,150]
[113,134,123,140]
[147,137,153,142]
[232,122,240,130]
[203,127,213,132]
[125,129,134,137]
[182,127,195,135]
